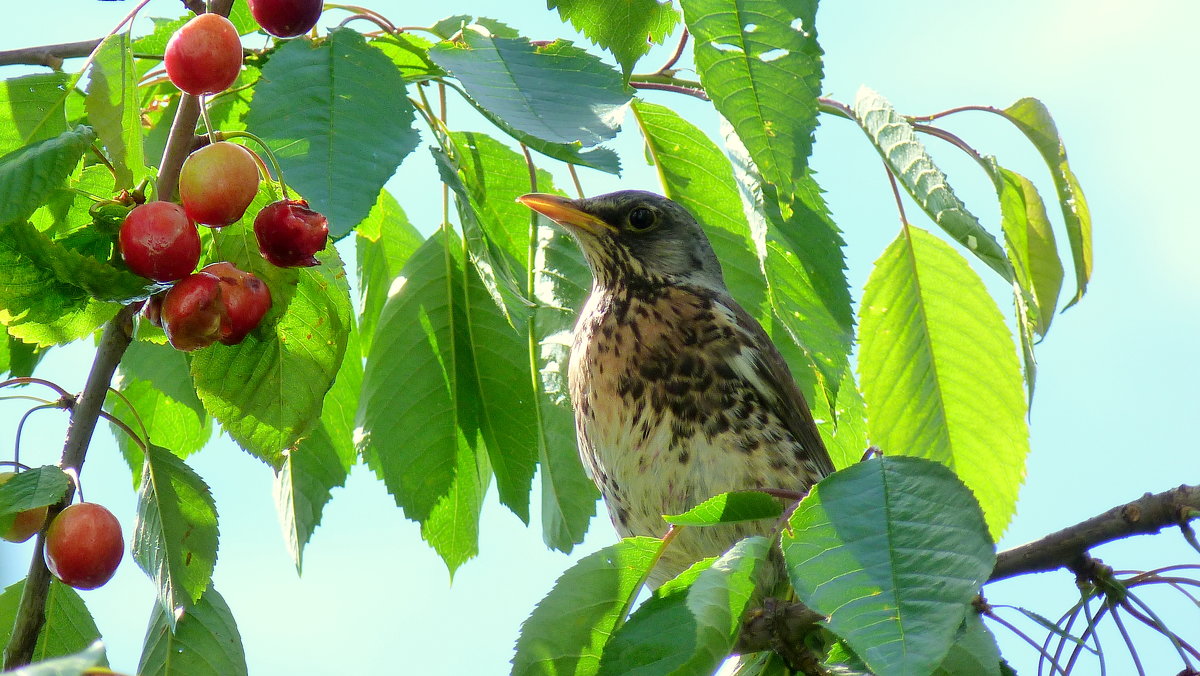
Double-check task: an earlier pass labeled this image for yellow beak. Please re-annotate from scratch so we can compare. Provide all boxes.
[517,193,616,236]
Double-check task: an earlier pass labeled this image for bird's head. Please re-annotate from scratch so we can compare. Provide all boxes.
[518,190,726,294]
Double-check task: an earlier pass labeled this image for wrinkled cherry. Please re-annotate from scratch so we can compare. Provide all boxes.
[161,272,224,351]
[253,199,328,267]
[202,262,272,344]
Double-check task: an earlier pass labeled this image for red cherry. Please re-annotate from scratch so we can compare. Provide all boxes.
[164,14,242,96]
[162,272,224,351]
[119,202,201,282]
[0,472,48,543]
[179,142,261,227]
[248,0,323,38]
[44,502,124,590]
[142,292,165,328]
[201,262,272,344]
[253,199,329,268]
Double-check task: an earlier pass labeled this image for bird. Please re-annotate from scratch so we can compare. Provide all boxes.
[518,190,836,589]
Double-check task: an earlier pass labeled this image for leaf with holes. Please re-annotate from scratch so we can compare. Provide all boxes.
[681,0,823,203]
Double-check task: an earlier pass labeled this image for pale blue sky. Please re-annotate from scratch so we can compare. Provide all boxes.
[2,1,1197,674]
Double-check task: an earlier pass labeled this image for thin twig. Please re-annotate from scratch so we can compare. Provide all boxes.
[629,80,709,100]
[883,162,908,226]
[653,28,690,75]
[0,378,71,398]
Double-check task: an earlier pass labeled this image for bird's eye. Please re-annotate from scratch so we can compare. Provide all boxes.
[627,206,657,231]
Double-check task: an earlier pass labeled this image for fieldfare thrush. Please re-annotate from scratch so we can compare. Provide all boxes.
[519,190,836,587]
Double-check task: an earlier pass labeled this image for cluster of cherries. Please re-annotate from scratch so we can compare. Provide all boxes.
[123,0,327,352]
[0,0,330,594]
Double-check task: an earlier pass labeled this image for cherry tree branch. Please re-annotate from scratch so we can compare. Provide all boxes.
[734,483,1200,656]
[2,0,234,667]
[2,305,137,669]
[0,39,102,69]
[990,484,1200,582]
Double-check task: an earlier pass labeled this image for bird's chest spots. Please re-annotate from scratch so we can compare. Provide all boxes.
[569,288,755,520]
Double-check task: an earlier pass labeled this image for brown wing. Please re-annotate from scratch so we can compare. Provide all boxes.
[720,295,837,479]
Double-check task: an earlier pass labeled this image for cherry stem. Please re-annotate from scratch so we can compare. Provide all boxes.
[323,4,399,33]
[214,129,291,201]
[105,387,149,450]
[13,404,64,473]
[567,164,585,200]
[198,96,218,145]
[96,410,147,452]
[0,461,33,472]
[72,0,153,79]
[0,378,72,399]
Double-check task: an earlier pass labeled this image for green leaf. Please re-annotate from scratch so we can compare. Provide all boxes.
[357,230,485,572]
[852,88,1013,281]
[0,73,71,155]
[246,28,420,237]
[0,642,106,676]
[430,30,630,147]
[86,33,145,189]
[991,160,1063,336]
[108,361,212,485]
[1002,97,1092,309]
[369,33,446,83]
[549,0,680,75]
[0,125,95,226]
[274,322,361,572]
[932,614,1001,676]
[681,0,822,203]
[4,335,45,378]
[131,16,189,56]
[191,188,353,467]
[781,456,996,676]
[0,219,156,303]
[598,537,768,675]
[857,226,1029,537]
[822,367,867,471]
[457,244,540,522]
[432,142,529,321]
[664,491,783,526]
[132,444,219,627]
[512,537,662,676]
[0,466,69,531]
[0,580,104,666]
[137,586,247,676]
[355,188,424,356]
[0,234,117,347]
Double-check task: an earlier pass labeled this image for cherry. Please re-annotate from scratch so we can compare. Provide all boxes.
[119,201,201,282]
[162,272,224,351]
[0,472,48,543]
[142,292,165,328]
[44,502,124,590]
[179,142,261,227]
[201,262,272,344]
[164,13,242,96]
[248,0,323,38]
[253,199,328,267]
